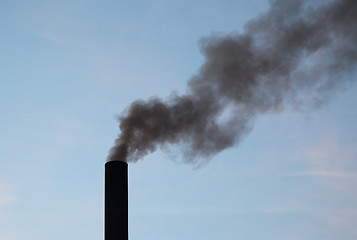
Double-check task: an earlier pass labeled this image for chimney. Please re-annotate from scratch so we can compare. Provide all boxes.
[105,161,128,240]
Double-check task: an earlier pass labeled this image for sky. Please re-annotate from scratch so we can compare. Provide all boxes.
[1,0,357,240]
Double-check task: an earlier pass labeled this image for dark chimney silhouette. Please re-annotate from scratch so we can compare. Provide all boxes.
[105,161,128,240]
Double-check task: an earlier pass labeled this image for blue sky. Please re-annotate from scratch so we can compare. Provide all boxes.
[1,0,357,239]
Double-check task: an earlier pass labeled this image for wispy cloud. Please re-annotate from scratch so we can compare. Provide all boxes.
[323,208,357,235]
[0,182,16,237]
[294,135,357,235]
[293,170,356,178]
[28,28,69,44]
[293,134,357,178]
[0,183,16,206]
[263,207,301,214]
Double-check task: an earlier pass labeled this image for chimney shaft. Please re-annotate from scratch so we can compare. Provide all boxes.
[105,161,128,240]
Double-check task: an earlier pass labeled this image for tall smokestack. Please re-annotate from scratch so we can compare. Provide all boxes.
[105,161,128,240]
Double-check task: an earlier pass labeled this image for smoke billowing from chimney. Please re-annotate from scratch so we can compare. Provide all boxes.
[108,0,357,163]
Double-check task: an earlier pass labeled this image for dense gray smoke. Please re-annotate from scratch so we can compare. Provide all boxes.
[108,0,357,163]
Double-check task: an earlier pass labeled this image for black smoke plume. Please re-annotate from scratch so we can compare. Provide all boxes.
[108,0,357,163]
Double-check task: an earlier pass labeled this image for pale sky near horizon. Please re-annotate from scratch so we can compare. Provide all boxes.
[1,1,357,240]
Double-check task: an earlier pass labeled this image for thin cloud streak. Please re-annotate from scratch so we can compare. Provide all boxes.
[292,171,356,178]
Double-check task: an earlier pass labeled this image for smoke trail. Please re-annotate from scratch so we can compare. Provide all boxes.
[108,0,357,163]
